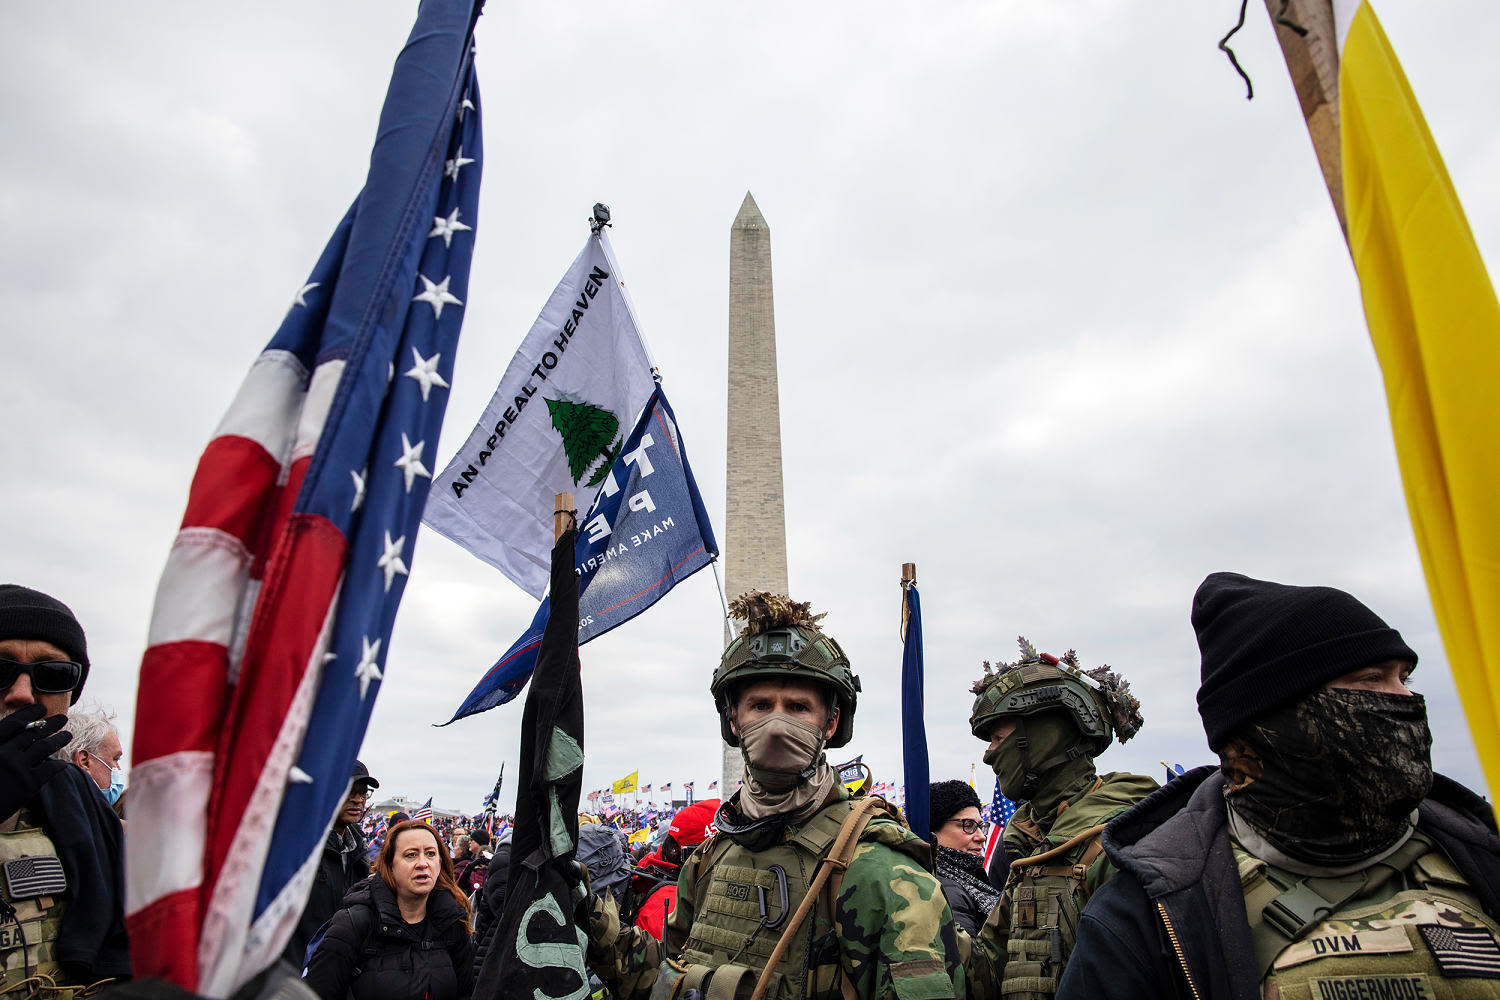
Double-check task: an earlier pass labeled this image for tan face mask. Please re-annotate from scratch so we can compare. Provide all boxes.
[735,712,838,822]
[739,713,825,790]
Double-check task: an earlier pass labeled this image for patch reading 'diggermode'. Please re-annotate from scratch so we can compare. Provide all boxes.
[1306,973,1433,1000]
[1418,923,1500,979]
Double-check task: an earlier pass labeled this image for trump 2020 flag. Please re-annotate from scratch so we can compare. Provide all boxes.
[900,580,930,842]
[444,384,718,721]
[423,228,658,598]
[1325,0,1500,798]
[126,2,483,993]
[474,521,588,1000]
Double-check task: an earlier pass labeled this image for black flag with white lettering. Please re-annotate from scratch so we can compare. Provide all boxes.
[474,521,588,999]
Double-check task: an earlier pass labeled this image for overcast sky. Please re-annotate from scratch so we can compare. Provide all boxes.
[4,1,1498,816]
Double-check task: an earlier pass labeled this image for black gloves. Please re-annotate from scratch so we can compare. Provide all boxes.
[0,704,71,819]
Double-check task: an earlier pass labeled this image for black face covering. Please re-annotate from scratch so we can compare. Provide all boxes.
[1221,687,1433,866]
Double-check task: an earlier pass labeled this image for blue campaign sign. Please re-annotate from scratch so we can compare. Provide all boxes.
[444,384,718,722]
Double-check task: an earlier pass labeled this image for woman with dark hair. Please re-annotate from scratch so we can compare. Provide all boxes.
[928,779,1001,935]
[304,819,474,1000]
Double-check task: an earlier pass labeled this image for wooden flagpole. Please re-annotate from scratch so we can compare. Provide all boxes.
[1261,0,1348,240]
[900,562,916,638]
[555,492,575,542]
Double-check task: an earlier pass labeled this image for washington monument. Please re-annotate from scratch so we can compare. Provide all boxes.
[722,191,790,790]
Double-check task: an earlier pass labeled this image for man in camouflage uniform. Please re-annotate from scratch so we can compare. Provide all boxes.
[587,593,964,1000]
[0,585,130,995]
[966,638,1156,999]
[1059,572,1500,999]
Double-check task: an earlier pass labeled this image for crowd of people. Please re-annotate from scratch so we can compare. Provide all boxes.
[3,571,1499,1000]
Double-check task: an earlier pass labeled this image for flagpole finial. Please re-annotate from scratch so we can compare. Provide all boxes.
[589,203,612,234]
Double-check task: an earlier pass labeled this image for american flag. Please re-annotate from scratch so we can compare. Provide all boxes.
[708,780,718,790]
[640,783,652,793]
[413,798,434,823]
[1419,924,1500,977]
[124,2,482,994]
[660,782,671,792]
[981,780,1017,872]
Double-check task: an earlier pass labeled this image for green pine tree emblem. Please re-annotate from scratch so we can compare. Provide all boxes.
[546,396,623,488]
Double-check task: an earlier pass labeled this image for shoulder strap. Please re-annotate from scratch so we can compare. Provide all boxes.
[693,832,726,886]
[1241,832,1434,980]
[747,795,888,1000]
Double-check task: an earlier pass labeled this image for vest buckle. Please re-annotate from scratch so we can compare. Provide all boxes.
[1262,881,1337,940]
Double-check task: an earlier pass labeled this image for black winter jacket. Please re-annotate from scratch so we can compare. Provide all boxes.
[34,764,131,979]
[470,842,511,978]
[932,846,997,937]
[284,825,370,967]
[1056,766,1500,1000]
[303,876,474,1000]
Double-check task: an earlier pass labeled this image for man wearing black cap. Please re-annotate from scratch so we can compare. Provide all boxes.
[0,583,131,990]
[1059,572,1500,1000]
[284,759,380,967]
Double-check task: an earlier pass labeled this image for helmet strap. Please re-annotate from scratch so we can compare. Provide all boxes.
[1016,719,1040,800]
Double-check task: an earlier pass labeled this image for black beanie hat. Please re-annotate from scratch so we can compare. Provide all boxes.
[1194,572,1417,751]
[0,584,90,702]
[928,779,982,832]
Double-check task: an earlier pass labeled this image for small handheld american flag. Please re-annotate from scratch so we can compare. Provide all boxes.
[981,780,1017,873]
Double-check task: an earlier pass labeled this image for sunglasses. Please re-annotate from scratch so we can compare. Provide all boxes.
[0,659,82,694]
[947,818,989,836]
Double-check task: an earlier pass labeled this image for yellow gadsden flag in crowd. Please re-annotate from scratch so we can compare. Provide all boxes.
[628,827,651,846]
[611,770,639,794]
[1330,0,1500,796]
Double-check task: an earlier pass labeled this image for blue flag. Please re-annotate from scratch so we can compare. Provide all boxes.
[445,384,718,721]
[901,583,931,842]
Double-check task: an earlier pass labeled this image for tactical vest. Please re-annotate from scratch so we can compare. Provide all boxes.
[1001,825,1106,1000]
[671,796,902,1000]
[1236,832,1500,999]
[0,813,69,997]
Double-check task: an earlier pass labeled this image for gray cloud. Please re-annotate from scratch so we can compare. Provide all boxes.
[2,0,1494,816]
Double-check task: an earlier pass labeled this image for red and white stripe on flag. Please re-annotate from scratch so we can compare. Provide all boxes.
[128,350,348,988]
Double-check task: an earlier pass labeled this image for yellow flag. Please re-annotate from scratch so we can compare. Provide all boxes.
[611,770,639,794]
[628,827,650,846]
[1334,0,1500,797]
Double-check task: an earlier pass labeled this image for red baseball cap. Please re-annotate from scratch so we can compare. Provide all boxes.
[667,799,720,848]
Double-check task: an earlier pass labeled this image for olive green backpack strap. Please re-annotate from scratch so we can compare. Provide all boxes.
[1240,831,1434,981]
[746,795,889,1000]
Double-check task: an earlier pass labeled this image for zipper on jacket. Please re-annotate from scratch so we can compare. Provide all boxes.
[1156,903,1202,1000]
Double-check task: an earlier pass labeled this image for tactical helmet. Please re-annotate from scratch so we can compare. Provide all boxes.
[711,593,860,749]
[969,637,1143,756]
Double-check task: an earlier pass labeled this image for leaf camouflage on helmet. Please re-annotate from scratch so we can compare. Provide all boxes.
[968,637,1144,753]
[712,592,860,749]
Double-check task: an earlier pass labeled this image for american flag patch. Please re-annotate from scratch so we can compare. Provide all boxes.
[1418,923,1500,979]
[2,856,67,900]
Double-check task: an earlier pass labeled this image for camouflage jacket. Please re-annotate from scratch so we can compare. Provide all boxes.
[588,789,965,1000]
[964,771,1159,998]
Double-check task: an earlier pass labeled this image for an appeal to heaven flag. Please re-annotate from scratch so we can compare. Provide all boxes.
[473,523,588,1000]
[443,384,718,722]
[424,229,657,598]
[127,1,483,992]
[1330,0,1500,797]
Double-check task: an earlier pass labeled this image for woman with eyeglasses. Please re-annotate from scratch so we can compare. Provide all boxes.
[928,780,1001,935]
